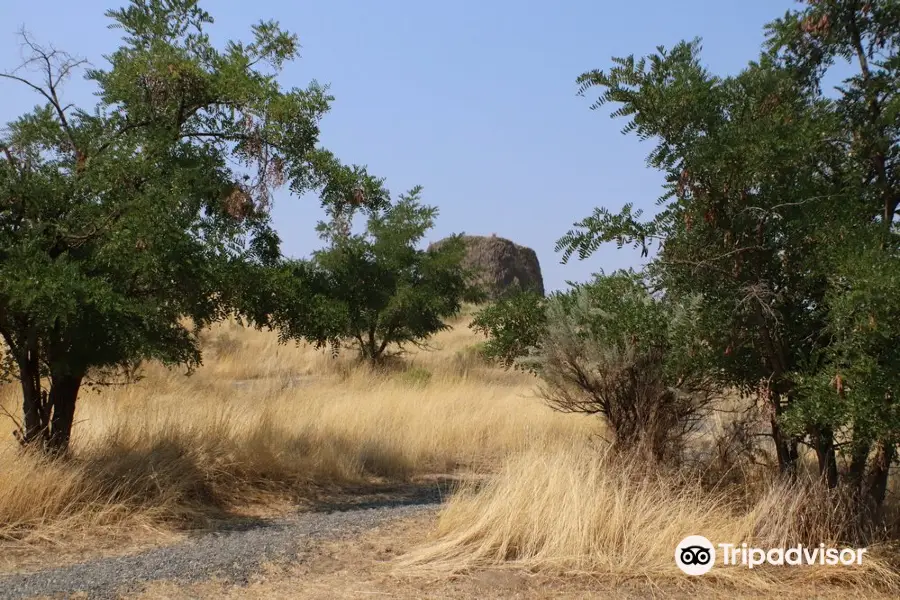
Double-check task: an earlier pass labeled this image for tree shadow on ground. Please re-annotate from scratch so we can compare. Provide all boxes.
[307,477,455,513]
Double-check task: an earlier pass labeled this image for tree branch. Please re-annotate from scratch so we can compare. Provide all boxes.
[3,31,87,156]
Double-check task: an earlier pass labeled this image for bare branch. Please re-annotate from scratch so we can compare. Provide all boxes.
[2,29,88,155]
[58,208,125,248]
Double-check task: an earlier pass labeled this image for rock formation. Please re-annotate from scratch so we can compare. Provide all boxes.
[429,234,544,300]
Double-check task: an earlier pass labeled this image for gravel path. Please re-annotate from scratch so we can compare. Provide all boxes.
[0,496,440,600]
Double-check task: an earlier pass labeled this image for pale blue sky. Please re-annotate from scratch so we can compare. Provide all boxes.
[1,1,801,291]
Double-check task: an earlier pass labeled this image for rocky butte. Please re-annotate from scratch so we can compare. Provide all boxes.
[428,234,544,300]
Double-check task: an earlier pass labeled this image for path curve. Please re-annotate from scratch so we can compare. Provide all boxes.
[0,497,440,600]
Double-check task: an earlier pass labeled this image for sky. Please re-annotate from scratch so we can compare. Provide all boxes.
[0,0,805,292]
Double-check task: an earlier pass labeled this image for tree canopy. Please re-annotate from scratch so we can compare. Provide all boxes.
[555,0,900,508]
[0,0,386,452]
[275,187,473,364]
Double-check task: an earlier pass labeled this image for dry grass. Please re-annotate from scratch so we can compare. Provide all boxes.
[0,314,593,559]
[1,314,898,597]
[134,513,899,600]
[399,441,900,594]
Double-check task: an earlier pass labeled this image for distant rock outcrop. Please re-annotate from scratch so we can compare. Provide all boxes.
[429,234,544,300]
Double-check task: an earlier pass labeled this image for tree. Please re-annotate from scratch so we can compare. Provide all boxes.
[470,290,547,370]
[0,0,387,454]
[281,186,472,365]
[556,1,899,512]
[560,39,841,477]
[765,0,900,512]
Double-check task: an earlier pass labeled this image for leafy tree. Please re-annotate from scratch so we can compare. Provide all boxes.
[559,39,835,476]
[766,0,900,511]
[281,187,472,364]
[556,1,899,510]
[469,290,547,370]
[0,0,386,453]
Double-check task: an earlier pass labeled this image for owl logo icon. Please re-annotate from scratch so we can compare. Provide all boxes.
[675,535,716,575]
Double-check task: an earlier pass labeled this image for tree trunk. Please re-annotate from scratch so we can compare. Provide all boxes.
[366,327,382,365]
[46,373,83,455]
[866,440,895,513]
[812,425,839,488]
[768,389,798,477]
[771,415,798,476]
[16,349,83,455]
[18,338,46,446]
[754,307,797,476]
[848,440,870,495]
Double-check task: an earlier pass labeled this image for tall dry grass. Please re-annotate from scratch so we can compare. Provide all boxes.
[0,316,595,552]
[399,440,900,592]
[2,315,898,595]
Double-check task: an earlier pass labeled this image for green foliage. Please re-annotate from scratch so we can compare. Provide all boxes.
[786,231,900,445]
[474,271,715,462]
[276,187,471,364]
[516,271,711,386]
[470,291,547,370]
[0,0,387,451]
[558,0,900,499]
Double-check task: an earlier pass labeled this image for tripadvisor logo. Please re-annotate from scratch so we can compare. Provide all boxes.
[675,536,868,575]
[675,535,716,575]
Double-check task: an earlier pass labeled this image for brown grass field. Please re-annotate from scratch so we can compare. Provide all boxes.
[1,312,898,598]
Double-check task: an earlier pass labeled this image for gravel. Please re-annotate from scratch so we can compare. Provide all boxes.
[0,499,440,600]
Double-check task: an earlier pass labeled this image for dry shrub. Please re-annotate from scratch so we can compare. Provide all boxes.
[520,285,716,465]
[748,480,870,549]
[535,342,715,465]
[683,394,780,499]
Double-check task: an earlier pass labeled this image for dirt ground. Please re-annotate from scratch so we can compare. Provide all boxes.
[127,514,896,600]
